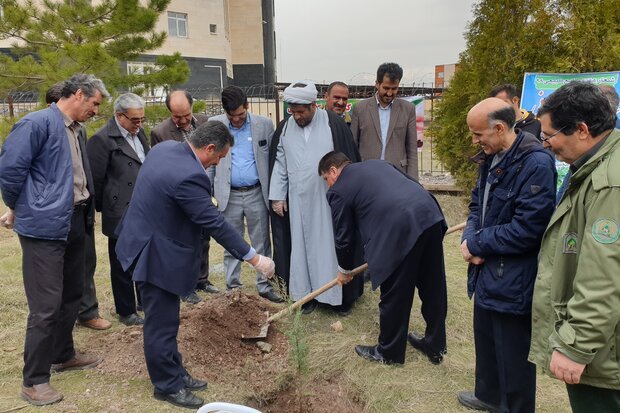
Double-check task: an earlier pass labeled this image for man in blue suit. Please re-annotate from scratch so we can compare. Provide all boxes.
[319,152,448,365]
[115,121,275,409]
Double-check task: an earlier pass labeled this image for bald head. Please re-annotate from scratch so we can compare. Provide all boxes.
[468,98,515,126]
[167,90,194,131]
[467,98,517,155]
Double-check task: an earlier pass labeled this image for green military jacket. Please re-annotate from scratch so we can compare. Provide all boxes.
[529,129,620,390]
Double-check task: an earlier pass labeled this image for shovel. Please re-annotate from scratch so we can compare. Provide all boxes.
[242,221,467,340]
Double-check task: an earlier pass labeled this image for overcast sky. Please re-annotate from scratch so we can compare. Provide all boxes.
[274,0,477,86]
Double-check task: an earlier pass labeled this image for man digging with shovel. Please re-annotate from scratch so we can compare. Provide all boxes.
[319,151,448,365]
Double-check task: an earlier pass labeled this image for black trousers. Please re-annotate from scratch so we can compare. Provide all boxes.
[196,235,210,287]
[108,237,140,316]
[473,306,536,413]
[377,221,447,363]
[77,227,99,321]
[270,209,291,290]
[139,281,187,394]
[567,383,620,413]
[19,205,87,386]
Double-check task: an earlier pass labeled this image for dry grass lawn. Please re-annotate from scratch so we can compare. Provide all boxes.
[0,195,570,412]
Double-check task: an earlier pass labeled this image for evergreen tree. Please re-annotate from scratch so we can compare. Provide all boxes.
[430,0,620,189]
[0,0,189,97]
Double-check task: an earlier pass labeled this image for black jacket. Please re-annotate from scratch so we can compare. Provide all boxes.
[87,118,150,237]
[327,160,446,289]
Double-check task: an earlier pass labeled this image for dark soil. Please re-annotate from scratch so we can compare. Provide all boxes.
[93,290,364,411]
[93,290,289,391]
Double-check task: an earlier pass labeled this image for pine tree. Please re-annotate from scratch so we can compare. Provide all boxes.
[0,0,189,97]
[430,0,620,189]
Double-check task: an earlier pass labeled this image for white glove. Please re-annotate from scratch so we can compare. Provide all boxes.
[252,254,275,279]
[272,200,287,217]
[0,209,15,229]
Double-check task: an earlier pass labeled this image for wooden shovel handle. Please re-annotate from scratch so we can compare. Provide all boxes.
[267,263,368,323]
[266,221,465,324]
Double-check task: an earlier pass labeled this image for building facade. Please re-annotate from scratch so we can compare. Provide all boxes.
[0,0,277,98]
[435,63,458,89]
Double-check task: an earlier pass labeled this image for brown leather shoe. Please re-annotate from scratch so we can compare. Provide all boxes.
[21,383,63,406]
[77,316,112,330]
[51,352,101,373]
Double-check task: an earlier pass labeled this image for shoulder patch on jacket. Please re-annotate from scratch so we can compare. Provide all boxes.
[591,218,619,244]
[530,185,541,194]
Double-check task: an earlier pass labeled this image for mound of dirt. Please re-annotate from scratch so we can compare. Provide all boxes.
[93,290,289,391]
[249,376,365,413]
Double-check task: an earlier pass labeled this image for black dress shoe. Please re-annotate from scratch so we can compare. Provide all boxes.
[154,388,203,409]
[332,303,352,316]
[407,331,446,365]
[457,391,499,412]
[181,292,202,304]
[301,299,318,314]
[354,345,400,365]
[259,290,284,303]
[119,313,144,326]
[196,282,219,294]
[183,373,208,391]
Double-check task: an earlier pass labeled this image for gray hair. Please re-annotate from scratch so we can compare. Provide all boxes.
[189,121,234,151]
[114,93,145,113]
[61,74,110,99]
[488,105,516,130]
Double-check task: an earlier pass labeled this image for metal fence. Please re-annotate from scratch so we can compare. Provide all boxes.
[0,83,450,178]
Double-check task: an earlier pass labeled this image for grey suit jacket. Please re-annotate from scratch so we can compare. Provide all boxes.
[150,114,209,146]
[350,97,419,178]
[207,113,274,210]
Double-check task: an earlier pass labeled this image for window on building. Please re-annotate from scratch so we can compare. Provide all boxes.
[210,24,217,34]
[127,62,166,102]
[168,12,188,38]
[438,72,444,79]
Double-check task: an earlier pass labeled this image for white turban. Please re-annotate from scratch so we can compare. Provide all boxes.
[283,81,318,104]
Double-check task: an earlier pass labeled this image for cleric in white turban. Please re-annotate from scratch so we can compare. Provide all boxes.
[283,81,318,104]
[270,78,364,317]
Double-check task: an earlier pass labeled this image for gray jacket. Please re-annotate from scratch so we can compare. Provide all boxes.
[207,113,274,210]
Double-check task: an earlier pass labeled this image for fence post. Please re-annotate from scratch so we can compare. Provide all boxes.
[8,95,14,118]
[274,88,280,124]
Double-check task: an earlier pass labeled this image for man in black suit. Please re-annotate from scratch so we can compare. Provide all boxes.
[87,93,150,326]
[319,151,448,365]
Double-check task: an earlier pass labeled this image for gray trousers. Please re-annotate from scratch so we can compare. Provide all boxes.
[222,186,272,293]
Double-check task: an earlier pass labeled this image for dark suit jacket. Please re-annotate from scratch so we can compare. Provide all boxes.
[150,114,209,146]
[326,160,445,289]
[350,97,419,178]
[115,140,251,297]
[86,118,150,237]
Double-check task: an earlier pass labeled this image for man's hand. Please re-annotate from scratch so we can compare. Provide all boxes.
[249,254,275,279]
[272,200,287,217]
[336,271,353,286]
[0,209,15,229]
[550,350,586,384]
[460,239,485,265]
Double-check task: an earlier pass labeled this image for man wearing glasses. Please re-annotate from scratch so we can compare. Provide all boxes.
[530,81,620,413]
[458,97,556,413]
[86,93,149,326]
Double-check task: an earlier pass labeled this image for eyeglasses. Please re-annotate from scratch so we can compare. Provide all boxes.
[121,113,146,124]
[540,126,567,143]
